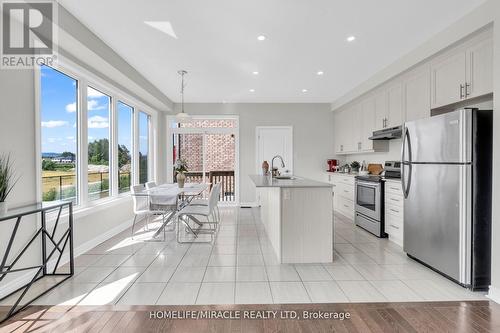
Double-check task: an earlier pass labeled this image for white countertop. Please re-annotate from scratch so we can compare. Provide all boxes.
[250,175,332,188]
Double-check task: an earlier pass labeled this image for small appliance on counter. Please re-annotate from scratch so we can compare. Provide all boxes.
[327,159,338,172]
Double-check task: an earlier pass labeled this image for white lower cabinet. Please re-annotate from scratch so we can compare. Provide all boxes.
[384,180,404,247]
[326,173,355,220]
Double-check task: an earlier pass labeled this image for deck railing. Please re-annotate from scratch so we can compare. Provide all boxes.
[42,172,132,201]
[180,170,235,202]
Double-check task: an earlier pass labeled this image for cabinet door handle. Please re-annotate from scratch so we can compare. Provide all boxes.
[390,198,400,202]
[390,224,400,230]
[465,83,471,97]
[390,208,400,213]
[460,84,465,99]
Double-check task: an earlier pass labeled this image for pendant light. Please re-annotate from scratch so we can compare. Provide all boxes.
[175,70,192,123]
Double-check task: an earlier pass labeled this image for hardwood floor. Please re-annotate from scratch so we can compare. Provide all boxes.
[1,301,500,332]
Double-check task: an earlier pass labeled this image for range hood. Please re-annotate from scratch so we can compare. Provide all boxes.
[369,126,402,140]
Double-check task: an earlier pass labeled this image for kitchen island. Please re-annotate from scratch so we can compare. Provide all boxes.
[250,175,333,264]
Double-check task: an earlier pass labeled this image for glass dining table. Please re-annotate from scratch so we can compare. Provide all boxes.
[145,183,210,240]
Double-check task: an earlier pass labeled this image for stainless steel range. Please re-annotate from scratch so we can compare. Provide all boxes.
[354,161,401,238]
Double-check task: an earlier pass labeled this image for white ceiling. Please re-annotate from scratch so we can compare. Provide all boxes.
[58,0,487,103]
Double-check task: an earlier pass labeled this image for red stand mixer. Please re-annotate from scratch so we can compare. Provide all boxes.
[327,159,338,172]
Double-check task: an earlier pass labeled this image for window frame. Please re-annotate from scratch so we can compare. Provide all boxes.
[166,115,240,205]
[35,59,157,210]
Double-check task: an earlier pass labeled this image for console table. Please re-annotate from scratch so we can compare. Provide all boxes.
[0,201,74,323]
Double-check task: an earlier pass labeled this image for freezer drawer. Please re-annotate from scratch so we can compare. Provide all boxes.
[403,163,471,284]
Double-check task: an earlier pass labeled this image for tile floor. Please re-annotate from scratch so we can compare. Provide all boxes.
[4,207,486,306]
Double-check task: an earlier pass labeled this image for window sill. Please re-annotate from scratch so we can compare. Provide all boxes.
[45,193,132,225]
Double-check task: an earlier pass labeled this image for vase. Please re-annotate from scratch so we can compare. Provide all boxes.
[0,201,7,215]
[177,173,186,188]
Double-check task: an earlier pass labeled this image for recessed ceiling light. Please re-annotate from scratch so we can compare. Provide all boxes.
[249,89,255,92]
[302,89,308,93]
[252,71,259,75]
[257,35,266,41]
[317,71,324,76]
[347,35,356,42]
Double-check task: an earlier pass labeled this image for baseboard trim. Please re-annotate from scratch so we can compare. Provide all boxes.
[0,218,133,299]
[487,285,500,304]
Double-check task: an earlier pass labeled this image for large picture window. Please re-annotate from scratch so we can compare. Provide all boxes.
[87,87,111,201]
[40,65,79,204]
[117,101,133,193]
[39,64,155,206]
[139,111,150,184]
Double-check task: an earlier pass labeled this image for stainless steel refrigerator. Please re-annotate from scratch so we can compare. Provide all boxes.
[402,108,492,291]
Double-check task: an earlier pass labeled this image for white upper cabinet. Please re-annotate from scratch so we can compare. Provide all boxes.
[360,97,376,151]
[386,81,404,128]
[431,31,493,108]
[374,88,387,130]
[404,64,431,122]
[430,52,466,108]
[372,81,404,130]
[466,36,493,99]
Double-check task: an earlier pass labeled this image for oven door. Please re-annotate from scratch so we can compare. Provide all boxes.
[355,180,381,221]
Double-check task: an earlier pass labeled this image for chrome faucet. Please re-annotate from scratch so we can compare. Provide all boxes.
[271,155,285,177]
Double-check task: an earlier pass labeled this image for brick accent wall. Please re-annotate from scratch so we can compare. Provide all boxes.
[178,133,235,172]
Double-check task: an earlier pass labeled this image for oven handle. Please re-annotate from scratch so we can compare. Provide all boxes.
[356,181,380,188]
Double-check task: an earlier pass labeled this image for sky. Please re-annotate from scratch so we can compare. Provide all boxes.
[40,66,147,156]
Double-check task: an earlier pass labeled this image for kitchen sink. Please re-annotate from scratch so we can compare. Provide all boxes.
[274,175,297,180]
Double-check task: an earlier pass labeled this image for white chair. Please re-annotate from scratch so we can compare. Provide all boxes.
[177,183,221,243]
[131,184,162,239]
[145,181,157,190]
[190,183,221,223]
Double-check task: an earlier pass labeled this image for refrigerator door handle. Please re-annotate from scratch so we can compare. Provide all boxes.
[401,126,412,198]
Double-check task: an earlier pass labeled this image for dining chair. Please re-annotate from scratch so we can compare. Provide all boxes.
[130,184,153,238]
[145,181,157,190]
[177,183,221,243]
[189,183,221,223]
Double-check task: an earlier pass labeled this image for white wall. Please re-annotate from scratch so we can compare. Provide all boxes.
[489,0,500,302]
[0,69,41,292]
[168,103,334,204]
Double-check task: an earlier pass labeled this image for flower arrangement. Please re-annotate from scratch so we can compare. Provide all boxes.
[174,159,188,173]
[174,159,188,188]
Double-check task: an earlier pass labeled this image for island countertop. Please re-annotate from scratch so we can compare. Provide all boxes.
[249,175,332,188]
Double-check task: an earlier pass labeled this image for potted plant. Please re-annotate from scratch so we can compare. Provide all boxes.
[350,161,361,173]
[174,159,188,188]
[0,154,18,214]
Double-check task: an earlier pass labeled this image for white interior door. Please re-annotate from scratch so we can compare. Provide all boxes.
[256,126,293,175]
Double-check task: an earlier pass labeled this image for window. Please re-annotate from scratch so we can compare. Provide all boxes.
[117,102,133,193]
[139,111,150,184]
[39,63,156,206]
[40,65,78,204]
[87,87,111,201]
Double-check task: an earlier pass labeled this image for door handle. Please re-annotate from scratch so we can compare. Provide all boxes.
[460,84,465,99]
[401,126,412,199]
[465,83,471,97]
